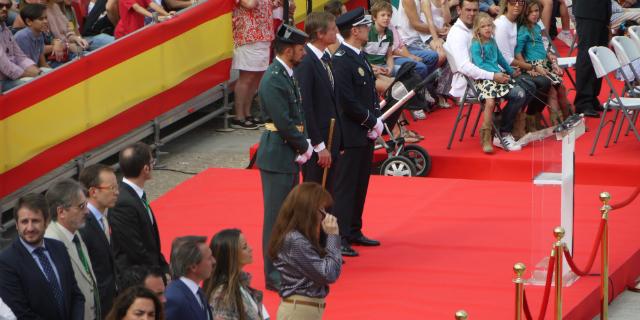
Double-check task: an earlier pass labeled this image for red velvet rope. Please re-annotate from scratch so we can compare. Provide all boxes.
[611,187,640,210]
[523,290,533,320]
[536,254,556,320]
[562,218,606,276]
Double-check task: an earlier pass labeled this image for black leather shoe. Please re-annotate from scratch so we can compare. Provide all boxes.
[265,281,281,292]
[579,108,600,118]
[350,235,381,246]
[341,245,359,257]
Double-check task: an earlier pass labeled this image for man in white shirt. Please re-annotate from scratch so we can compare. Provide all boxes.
[164,236,215,320]
[444,0,527,151]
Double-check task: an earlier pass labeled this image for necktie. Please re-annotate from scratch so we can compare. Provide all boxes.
[73,235,102,318]
[321,52,335,89]
[359,51,372,73]
[33,247,65,313]
[101,215,110,243]
[141,192,155,225]
[197,288,212,320]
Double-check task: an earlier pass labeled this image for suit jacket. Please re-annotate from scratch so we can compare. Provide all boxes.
[0,238,85,320]
[573,0,612,23]
[109,182,169,275]
[256,59,310,174]
[332,43,381,148]
[45,222,98,320]
[79,213,117,319]
[294,45,342,155]
[165,280,210,320]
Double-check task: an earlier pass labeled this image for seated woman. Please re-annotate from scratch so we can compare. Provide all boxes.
[106,286,164,320]
[515,0,572,126]
[268,182,342,320]
[203,229,268,320]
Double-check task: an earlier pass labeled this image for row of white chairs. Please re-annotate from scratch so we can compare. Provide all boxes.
[588,25,640,155]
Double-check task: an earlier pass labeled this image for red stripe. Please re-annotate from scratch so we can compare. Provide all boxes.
[0,59,232,199]
[0,0,233,120]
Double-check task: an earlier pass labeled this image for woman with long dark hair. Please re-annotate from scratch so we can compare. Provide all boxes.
[203,229,267,320]
[106,286,164,320]
[268,182,342,320]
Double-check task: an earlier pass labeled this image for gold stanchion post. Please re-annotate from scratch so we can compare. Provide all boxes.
[513,263,526,320]
[553,226,565,320]
[600,192,611,320]
[455,310,468,320]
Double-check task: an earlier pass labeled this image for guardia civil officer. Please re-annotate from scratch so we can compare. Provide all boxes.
[255,24,313,292]
[331,8,383,257]
[295,12,342,191]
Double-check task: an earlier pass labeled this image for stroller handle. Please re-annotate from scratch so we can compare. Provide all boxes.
[380,68,442,120]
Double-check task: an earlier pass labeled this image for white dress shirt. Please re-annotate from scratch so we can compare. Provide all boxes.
[179,277,204,308]
[445,19,494,98]
[0,297,16,320]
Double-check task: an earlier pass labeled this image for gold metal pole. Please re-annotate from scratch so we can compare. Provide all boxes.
[455,310,468,320]
[513,263,526,320]
[600,192,611,320]
[554,226,565,320]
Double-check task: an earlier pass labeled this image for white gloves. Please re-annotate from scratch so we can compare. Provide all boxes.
[295,139,314,164]
[367,118,384,140]
[373,117,384,136]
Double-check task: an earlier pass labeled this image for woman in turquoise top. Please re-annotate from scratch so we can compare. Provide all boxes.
[515,0,571,125]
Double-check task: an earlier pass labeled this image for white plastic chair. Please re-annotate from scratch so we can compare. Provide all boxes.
[610,36,640,143]
[588,46,640,155]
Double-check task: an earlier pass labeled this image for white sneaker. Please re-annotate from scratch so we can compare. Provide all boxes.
[557,30,575,48]
[424,90,435,104]
[493,134,522,151]
[412,110,426,120]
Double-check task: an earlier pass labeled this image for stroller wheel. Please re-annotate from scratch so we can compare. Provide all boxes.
[400,145,431,177]
[380,156,417,177]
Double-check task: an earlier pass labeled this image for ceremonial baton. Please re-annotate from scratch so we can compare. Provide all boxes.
[379,68,442,120]
[321,118,336,189]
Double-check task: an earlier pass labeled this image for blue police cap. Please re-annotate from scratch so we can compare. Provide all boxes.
[336,7,372,31]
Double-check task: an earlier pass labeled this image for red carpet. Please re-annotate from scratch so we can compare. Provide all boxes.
[152,168,640,319]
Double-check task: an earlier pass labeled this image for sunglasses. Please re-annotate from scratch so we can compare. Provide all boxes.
[0,3,12,9]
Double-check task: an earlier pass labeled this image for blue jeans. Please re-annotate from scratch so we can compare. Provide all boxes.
[1,78,30,92]
[395,45,439,78]
[85,34,115,51]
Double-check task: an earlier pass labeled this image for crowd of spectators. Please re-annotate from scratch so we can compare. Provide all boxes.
[0,141,341,319]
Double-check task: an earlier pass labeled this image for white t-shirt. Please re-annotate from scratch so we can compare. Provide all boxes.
[493,15,518,65]
[392,0,426,46]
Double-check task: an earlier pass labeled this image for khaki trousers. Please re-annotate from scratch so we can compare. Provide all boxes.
[277,295,325,320]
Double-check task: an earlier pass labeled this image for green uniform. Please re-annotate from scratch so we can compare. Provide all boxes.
[256,58,309,286]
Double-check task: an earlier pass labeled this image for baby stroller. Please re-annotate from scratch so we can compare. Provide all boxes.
[374,63,441,177]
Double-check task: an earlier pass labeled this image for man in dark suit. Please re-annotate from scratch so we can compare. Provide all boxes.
[332,8,383,255]
[79,164,120,318]
[0,193,85,320]
[109,142,170,279]
[573,0,612,117]
[295,12,342,188]
[164,236,214,320]
[255,24,311,291]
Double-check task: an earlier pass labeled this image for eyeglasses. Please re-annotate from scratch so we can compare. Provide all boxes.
[95,185,118,192]
[67,201,88,211]
[0,3,12,9]
[508,0,525,5]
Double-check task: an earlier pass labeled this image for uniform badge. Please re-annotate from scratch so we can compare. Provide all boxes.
[358,67,365,76]
[335,50,345,57]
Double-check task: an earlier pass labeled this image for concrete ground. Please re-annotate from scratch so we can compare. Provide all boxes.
[147,117,640,319]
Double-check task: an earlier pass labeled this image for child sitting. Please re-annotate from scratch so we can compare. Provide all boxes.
[15,3,51,69]
[515,0,571,127]
[470,12,522,153]
[364,1,395,93]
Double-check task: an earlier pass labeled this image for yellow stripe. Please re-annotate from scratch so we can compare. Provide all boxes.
[0,14,233,174]
[293,0,308,24]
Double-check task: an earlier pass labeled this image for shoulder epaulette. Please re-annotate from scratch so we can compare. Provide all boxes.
[334,50,345,57]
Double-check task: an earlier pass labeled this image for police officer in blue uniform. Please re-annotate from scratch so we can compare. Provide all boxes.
[255,24,312,291]
[332,8,383,257]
